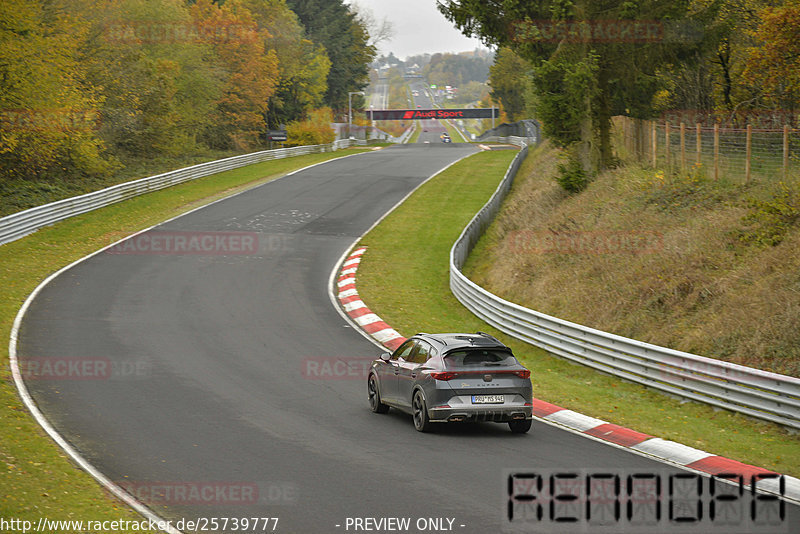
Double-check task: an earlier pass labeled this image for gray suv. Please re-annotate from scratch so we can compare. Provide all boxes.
[367,332,533,433]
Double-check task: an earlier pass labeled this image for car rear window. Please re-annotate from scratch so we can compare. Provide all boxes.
[443,349,516,368]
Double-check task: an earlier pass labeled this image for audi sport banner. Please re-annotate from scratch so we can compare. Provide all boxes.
[367,108,498,120]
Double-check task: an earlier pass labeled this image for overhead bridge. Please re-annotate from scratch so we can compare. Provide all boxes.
[367,108,498,121]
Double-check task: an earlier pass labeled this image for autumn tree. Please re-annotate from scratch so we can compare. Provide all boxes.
[0,0,111,180]
[653,0,768,124]
[439,0,709,181]
[191,0,278,150]
[488,48,529,122]
[243,0,330,129]
[286,106,335,145]
[82,0,223,155]
[743,0,800,121]
[0,0,375,184]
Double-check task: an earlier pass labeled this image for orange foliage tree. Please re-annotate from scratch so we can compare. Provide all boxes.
[743,0,800,116]
[190,0,279,150]
[286,107,335,146]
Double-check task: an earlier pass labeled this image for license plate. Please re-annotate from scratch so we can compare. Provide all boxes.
[471,394,504,404]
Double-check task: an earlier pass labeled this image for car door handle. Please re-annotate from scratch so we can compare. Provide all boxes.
[411,371,417,378]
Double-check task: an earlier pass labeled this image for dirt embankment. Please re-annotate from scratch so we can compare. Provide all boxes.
[464,141,800,376]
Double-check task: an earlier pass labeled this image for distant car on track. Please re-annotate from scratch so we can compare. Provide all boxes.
[440,133,451,143]
[367,332,533,433]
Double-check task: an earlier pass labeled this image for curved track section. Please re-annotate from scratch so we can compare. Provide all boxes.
[17,145,798,532]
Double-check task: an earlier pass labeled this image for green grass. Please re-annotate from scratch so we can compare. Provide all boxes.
[354,149,800,477]
[0,148,371,531]
[408,124,421,144]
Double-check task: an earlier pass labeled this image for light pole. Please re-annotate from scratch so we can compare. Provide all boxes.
[349,91,365,140]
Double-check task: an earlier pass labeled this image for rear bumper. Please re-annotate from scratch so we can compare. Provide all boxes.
[428,405,532,423]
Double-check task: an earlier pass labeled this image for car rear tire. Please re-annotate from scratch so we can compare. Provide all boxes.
[412,391,431,432]
[368,375,389,414]
[508,419,532,434]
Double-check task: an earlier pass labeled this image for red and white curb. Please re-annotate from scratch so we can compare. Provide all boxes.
[337,247,405,352]
[336,246,800,503]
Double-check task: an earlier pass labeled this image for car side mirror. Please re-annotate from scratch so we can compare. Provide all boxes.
[380,352,391,362]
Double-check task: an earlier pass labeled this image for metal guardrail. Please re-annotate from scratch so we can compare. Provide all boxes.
[397,122,416,144]
[478,119,540,142]
[0,140,353,246]
[450,138,800,429]
[479,135,535,146]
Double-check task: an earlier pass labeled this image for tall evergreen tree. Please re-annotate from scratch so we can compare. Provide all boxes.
[488,48,528,121]
[284,0,375,112]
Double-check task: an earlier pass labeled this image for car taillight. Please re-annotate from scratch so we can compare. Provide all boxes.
[430,371,457,381]
[514,370,531,379]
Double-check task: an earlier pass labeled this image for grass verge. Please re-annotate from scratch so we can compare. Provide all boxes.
[443,120,468,143]
[0,148,372,530]
[408,125,421,144]
[467,143,800,376]
[354,148,800,477]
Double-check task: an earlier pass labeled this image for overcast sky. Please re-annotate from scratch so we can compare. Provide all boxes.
[346,0,488,59]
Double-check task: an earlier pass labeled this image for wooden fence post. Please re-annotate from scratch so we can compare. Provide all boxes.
[638,119,645,161]
[651,121,657,168]
[784,125,790,180]
[696,123,701,167]
[745,124,752,183]
[714,123,719,180]
[680,122,686,170]
[665,121,671,169]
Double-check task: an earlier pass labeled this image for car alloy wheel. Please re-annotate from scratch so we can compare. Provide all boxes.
[368,375,389,413]
[412,390,431,432]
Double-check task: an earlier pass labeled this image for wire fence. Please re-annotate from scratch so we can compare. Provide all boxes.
[614,115,800,182]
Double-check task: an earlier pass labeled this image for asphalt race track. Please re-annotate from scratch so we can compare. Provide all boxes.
[409,81,452,144]
[17,145,798,533]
